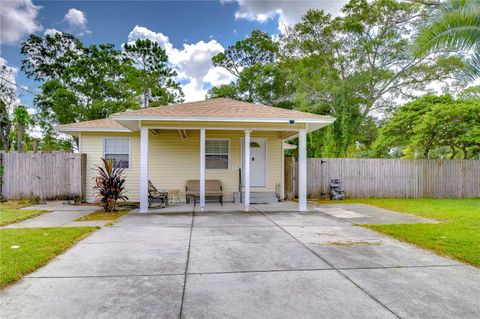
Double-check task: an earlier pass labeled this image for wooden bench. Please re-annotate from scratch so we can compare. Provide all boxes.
[185,180,223,206]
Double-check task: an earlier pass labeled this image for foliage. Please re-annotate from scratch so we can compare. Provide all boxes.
[209,30,295,108]
[11,105,32,152]
[373,93,480,158]
[0,227,96,287]
[279,0,462,157]
[28,39,139,133]
[415,0,480,81]
[21,33,181,149]
[124,39,183,107]
[0,65,16,152]
[94,158,128,212]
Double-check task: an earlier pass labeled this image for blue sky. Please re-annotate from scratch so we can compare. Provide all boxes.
[0,0,346,106]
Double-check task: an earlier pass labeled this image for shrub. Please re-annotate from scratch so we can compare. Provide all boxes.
[94,158,128,212]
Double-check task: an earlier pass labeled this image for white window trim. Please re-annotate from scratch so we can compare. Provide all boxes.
[103,137,132,170]
[205,138,230,170]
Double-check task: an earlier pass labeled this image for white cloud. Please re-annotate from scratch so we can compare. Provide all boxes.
[64,8,90,35]
[127,26,236,102]
[203,67,236,86]
[127,26,174,54]
[0,0,42,45]
[44,28,62,36]
[224,0,347,32]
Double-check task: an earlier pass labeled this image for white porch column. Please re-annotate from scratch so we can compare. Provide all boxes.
[244,129,251,211]
[140,127,149,213]
[281,141,285,201]
[298,129,307,211]
[199,128,206,211]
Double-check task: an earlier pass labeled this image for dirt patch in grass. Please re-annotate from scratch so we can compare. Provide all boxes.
[330,198,480,267]
[0,227,97,288]
[322,241,382,246]
[75,209,129,221]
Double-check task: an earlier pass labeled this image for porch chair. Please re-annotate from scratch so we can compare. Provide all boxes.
[148,180,169,208]
[185,180,223,206]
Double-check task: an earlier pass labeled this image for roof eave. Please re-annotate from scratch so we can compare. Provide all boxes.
[55,126,132,135]
[110,115,335,124]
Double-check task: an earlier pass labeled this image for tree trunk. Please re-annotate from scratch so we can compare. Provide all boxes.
[0,109,11,152]
[17,123,25,152]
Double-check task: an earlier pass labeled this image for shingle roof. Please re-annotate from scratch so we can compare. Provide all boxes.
[56,98,335,132]
[111,98,333,121]
[56,118,128,130]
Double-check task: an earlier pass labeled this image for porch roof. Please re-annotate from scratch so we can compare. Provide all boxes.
[55,98,335,136]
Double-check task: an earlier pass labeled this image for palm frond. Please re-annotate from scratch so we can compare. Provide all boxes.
[416,0,480,80]
[416,0,480,54]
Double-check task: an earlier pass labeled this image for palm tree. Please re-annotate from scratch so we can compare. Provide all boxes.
[415,0,480,81]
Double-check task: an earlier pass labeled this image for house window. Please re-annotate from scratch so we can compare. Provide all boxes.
[104,138,130,169]
[206,139,229,169]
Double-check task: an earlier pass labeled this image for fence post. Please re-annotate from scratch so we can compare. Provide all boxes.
[0,152,3,198]
[81,153,87,202]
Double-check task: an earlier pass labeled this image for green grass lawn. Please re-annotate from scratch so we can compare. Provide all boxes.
[0,227,97,287]
[325,198,480,267]
[0,209,47,226]
[75,209,129,221]
[0,201,47,226]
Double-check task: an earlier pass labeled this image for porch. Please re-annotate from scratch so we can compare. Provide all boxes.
[137,126,309,213]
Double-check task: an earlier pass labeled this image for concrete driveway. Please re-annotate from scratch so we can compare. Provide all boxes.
[1,206,479,318]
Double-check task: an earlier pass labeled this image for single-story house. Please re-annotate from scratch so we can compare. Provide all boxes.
[56,98,335,212]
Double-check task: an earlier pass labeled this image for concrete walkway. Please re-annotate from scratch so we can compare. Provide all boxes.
[2,203,104,228]
[1,206,479,318]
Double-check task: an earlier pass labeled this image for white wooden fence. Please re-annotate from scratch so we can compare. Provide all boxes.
[0,152,86,200]
[285,158,480,199]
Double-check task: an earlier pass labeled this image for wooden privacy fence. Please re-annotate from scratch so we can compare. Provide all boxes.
[0,152,86,200]
[285,157,480,199]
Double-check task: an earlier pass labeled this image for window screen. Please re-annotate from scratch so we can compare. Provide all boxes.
[104,138,130,168]
[206,139,229,169]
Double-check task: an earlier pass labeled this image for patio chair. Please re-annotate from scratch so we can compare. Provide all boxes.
[185,180,223,206]
[148,180,169,208]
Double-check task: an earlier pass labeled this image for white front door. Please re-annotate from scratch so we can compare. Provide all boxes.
[242,138,266,187]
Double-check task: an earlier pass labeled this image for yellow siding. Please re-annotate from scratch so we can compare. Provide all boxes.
[80,130,282,202]
[81,132,140,202]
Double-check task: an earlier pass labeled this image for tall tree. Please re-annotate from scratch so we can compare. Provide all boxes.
[415,0,480,81]
[209,30,294,108]
[280,0,462,157]
[123,39,183,107]
[21,33,83,84]
[0,65,17,152]
[12,105,32,152]
[21,33,140,148]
